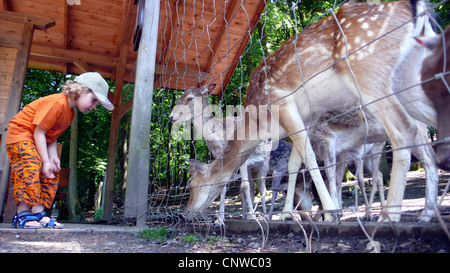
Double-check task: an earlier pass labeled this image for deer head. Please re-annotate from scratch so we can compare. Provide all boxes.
[183,158,230,219]
[169,84,216,124]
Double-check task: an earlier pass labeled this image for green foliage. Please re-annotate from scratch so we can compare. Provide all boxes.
[94,208,103,221]
[182,234,200,243]
[23,70,67,106]
[432,0,450,29]
[137,227,170,242]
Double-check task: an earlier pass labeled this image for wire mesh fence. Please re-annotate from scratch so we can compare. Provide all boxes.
[117,0,450,249]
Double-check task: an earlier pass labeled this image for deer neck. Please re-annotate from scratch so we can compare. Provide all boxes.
[191,96,228,158]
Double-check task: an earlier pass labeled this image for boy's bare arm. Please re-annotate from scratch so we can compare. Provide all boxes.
[34,125,55,179]
[47,140,61,172]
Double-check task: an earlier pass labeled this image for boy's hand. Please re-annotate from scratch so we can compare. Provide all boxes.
[42,161,56,179]
[49,156,61,173]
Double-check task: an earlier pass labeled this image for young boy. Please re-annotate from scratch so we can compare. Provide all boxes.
[6,72,114,229]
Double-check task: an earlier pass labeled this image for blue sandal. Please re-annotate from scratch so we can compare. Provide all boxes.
[34,211,64,229]
[12,211,42,229]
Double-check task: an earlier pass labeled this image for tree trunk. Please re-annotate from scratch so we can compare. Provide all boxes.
[68,108,82,220]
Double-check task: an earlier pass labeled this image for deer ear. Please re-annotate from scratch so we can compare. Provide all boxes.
[415,35,440,50]
[200,84,216,96]
[186,159,208,174]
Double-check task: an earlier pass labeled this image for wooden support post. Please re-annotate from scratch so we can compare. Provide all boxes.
[0,23,35,218]
[124,0,160,227]
[102,53,127,223]
[102,0,136,223]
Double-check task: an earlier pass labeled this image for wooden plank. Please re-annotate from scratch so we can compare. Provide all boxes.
[30,44,118,68]
[69,9,122,31]
[119,98,133,119]
[0,10,55,30]
[0,46,17,61]
[67,0,122,56]
[68,0,123,19]
[0,22,35,217]
[28,57,67,73]
[0,81,13,96]
[29,44,211,88]
[0,32,20,48]
[0,98,8,131]
[20,0,66,50]
[10,0,65,17]
[124,0,160,227]
[0,62,14,98]
[68,36,117,57]
[72,60,94,73]
[0,20,25,48]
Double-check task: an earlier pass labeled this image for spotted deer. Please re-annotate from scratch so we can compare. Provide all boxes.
[309,108,438,221]
[269,107,438,221]
[182,0,437,222]
[419,26,450,171]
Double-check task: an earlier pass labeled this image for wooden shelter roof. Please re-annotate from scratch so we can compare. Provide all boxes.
[1,0,265,95]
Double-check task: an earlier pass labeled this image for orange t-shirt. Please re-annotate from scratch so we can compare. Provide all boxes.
[6,93,75,145]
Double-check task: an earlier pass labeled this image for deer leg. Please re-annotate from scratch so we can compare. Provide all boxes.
[412,123,439,222]
[380,126,414,222]
[336,151,348,209]
[269,172,283,220]
[269,190,277,220]
[279,103,336,221]
[281,145,302,220]
[258,163,268,216]
[247,170,256,211]
[323,144,340,209]
[239,164,254,220]
[365,142,384,220]
[218,185,227,222]
[341,68,416,222]
[294,176,314,220]
[355,158,370,211]
[363,102,416,222]
[260,143,272,217]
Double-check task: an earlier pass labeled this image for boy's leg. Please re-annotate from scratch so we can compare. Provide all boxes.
[38,171,59,209]
[7,142,42,208]
[7,142,43,227]
[34,167,62,227]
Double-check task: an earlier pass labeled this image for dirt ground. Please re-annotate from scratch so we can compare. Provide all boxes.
[0,170,449,254]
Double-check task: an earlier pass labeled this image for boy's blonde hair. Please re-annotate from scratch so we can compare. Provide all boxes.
[62,80,92,100]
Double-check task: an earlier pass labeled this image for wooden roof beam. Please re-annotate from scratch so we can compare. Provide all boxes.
[30,45,212,85]
[0,10,55,30]
[30,44,118,68]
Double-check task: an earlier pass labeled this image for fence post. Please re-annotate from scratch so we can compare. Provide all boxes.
[124,0,160,227]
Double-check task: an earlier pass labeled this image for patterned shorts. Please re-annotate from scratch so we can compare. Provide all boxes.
[6,141,59,209]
